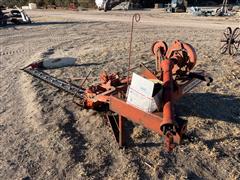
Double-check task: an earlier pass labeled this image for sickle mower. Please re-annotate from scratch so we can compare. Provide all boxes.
[22,14,212,151]
[22,39,212,151]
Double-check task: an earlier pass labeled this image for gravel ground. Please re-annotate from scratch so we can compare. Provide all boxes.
[0,9,239,179]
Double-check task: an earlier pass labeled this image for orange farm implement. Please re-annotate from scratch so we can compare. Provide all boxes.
[22,15,212,151]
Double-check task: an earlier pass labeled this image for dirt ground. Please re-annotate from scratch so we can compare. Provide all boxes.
[0,9,240,180]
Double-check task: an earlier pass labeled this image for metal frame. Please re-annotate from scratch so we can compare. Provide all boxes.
[220,27,240,56]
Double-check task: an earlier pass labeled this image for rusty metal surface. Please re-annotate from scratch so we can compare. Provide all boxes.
[109,96,164,134]
[109,96,186,146]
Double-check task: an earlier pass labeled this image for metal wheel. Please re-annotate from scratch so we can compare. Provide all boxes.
[220,27,232,54]
[229,27,240,56]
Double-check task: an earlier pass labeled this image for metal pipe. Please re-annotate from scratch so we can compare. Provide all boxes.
[160,59,174,133]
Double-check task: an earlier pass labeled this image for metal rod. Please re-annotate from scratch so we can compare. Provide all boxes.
[80,71,92,87]
[127,13,141,85]
[119,115,124,147]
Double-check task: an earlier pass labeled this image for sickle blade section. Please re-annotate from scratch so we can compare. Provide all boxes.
[23,68,85,99]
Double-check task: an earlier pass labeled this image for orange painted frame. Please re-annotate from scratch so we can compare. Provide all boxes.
[109,96,185,145]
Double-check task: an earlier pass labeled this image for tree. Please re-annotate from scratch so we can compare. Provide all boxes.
[0,0,81,7]
[0,0,28,7]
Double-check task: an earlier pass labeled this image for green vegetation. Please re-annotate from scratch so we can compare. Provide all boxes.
[0,0,28,7]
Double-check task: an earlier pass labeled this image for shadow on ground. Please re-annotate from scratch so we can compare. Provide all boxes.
[30,57,107,69]
[1,21,100,28]
[127,93,239,149]
[59,106,87,163]
[176,93,240,124]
